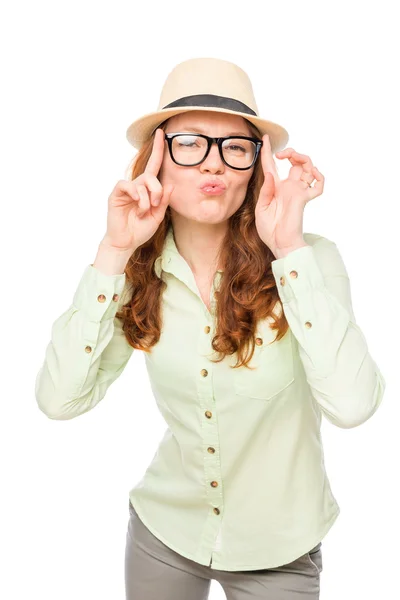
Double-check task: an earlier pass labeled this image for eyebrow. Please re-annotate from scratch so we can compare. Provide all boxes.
[175,126,251,137]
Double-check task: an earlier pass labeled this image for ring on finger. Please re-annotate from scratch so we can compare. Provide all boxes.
[300,174,315,188]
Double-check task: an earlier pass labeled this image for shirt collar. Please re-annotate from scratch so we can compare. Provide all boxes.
[153,224,282,320]
[154,223,224,279]
[154,224,223,316]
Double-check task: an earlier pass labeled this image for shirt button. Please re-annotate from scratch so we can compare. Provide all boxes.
[201,369,208,377]
[85,346,92,353]
[210,481,219,488]
[280,275,286,286]
[97,294,107,303]
[213,507,220,515]
[305,321,312,328]
[112,293,119,302]
[289,270,298,279]
[204,325,211,334]
[207,447,215,453]
[255,337,263,346]
[205,411,212,419]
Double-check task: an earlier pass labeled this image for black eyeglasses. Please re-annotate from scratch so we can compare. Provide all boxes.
[164,132,263,171]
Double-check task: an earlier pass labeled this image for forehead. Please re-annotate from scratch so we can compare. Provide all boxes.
[165,110,251,134]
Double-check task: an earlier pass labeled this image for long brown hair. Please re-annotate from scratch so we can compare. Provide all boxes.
[116,118,289,369]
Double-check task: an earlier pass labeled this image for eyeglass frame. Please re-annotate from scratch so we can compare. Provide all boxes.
[164,132,263,171]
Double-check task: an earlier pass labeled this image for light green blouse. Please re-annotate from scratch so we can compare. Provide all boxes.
[35,224,386,571]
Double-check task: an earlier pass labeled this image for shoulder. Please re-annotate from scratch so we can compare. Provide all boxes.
[303,232,339,255]
[303,232,336,247]
[303,232,348,276]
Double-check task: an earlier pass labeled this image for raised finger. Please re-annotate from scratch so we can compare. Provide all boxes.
[144,128,165,177]
[260,134,279,182]
[143,173,163,205]
[136,184,150,216]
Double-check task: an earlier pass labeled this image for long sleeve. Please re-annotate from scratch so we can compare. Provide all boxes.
[270,236,386,429]
[35,264,134,420]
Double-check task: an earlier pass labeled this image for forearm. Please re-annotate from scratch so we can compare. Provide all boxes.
[35,263,133,420]
[271,237,386,428]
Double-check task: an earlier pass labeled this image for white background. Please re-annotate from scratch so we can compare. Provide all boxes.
[0,1,398,598]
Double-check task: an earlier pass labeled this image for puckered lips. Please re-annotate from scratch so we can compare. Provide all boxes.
[199,178,227,194]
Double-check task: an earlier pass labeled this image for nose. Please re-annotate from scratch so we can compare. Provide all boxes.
[199,141,224,173]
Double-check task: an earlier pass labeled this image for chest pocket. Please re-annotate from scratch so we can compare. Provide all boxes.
[233,323,295,401]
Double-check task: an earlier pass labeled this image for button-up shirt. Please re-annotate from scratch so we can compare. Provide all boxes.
[35,224,386,571]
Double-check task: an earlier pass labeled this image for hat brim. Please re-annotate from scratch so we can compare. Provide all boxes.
[126,106,289,154]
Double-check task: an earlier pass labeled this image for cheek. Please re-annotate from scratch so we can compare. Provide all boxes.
[159,160,189,186]
[230,176,251,197]
[160,169,201,195]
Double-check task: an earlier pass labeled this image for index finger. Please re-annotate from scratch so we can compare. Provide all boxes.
[260,134,279,183]
[144,128,165,176]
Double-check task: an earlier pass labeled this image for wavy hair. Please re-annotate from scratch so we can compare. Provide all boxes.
[115,118,289,369]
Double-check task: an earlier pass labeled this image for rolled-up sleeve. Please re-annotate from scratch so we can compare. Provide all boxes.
[271,236,386,429]
[35,264,134,421]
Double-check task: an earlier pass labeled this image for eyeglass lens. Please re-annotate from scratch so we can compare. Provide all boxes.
[171,135,257,169]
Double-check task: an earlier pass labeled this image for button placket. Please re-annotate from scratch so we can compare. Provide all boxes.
[198,319,223,532]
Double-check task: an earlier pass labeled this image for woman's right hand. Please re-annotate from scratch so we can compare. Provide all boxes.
[101,128,174,252]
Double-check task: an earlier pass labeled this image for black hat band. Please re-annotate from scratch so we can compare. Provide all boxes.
[162,94,257,116]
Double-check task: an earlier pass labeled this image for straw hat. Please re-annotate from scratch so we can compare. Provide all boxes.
[125,57,289,154]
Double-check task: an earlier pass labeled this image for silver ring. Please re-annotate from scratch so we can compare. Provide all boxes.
[300,176,314,188]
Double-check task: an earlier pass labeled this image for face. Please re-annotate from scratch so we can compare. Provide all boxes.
[158,110,255,224]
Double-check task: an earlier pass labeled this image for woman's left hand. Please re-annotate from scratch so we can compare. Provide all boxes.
[254,134,325,258]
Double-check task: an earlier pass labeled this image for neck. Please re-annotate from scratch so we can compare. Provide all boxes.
[169,212,226,277]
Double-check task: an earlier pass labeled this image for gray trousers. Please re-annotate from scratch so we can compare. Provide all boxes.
[125,500,323,599]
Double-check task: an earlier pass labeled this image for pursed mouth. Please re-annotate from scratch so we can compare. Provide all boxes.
[199,180,226,191]
[200,184,226,191]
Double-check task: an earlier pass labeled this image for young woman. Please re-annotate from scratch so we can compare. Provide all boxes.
[36,57,386,599]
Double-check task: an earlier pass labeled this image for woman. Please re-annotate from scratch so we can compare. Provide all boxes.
[35,57,386,599]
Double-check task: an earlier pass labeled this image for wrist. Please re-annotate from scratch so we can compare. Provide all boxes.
[92,243,134,276]
[273,239,310,260]
[99,241,135,255]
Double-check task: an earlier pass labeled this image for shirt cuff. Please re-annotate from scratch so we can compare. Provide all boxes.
[271,245,325,303]
[72,264,127,322]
